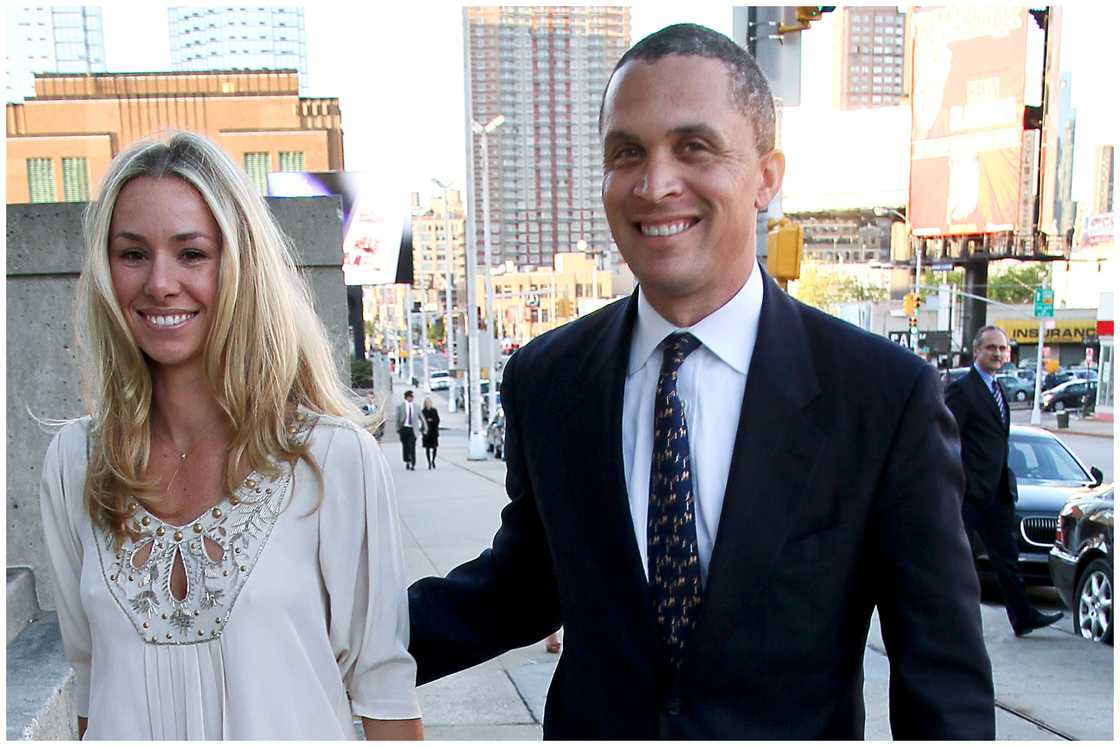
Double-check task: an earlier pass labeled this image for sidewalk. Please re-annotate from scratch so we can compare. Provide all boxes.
[1010,404,1114,439]
[387,387,1111,740]
[386,389,550,739]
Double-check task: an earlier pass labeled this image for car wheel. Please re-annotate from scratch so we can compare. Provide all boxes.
[1053,401,1065,412]
[1015,390,1027,402]
[1075,559,1113,644]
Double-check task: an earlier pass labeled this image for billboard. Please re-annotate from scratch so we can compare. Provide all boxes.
[267,171,411,286]
[909,7,1030,236]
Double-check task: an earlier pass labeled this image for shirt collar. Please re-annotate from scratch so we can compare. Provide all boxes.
[628,261,764,376]
[974,364,996,389]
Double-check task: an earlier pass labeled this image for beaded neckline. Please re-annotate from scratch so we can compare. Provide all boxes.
[94,411,318,646]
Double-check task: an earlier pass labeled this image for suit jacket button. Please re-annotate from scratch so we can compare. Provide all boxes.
[665,697,682,716]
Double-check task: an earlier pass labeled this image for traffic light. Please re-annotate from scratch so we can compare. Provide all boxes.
[796,6,834,23]
[780,6,836,34]
[766,217,803,285]
[902,292,917,317]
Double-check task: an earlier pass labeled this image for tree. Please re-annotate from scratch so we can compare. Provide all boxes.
[427,316,445,348]
[988,262,1050,304]
[789,260,887,315]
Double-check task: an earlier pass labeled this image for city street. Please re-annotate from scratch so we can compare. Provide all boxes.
[388,389,1113,740]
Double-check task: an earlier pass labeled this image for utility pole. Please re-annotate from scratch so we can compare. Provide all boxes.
[472,115,504,423]
[432,178,458,412]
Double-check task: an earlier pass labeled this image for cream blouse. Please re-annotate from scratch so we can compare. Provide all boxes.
[39,412,421,739]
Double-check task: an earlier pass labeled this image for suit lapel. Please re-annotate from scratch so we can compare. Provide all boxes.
[969,368,1005,428]
[552,294,650,590]
[689,269,826,653]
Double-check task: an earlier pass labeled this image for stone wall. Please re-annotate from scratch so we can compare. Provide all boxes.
[5,196,347,608]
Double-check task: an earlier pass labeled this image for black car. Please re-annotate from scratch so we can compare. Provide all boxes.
[1040,379,1097,412]
[940,367,970,389]
[1049,486,1113,643]
[971,426,1105,586]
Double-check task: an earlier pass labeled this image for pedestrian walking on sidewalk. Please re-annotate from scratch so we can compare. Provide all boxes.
[395,390,422,470]
[421,398,440,469]
[946,326,1064,637]
[408,23,994,740]
[38,131,422,741]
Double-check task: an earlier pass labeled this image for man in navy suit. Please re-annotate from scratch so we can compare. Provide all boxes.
[945,325,1063,636]
[408,23,995,739]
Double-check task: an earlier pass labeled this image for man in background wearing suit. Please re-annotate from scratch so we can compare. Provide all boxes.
[946,325,1064,636]
[395,389,421,471]
[409,23,994,739]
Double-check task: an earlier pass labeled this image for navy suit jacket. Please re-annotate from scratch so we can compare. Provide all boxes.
[408,267,995,739]
[945,367,1014,506]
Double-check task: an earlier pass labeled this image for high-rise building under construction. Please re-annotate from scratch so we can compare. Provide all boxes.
[462,6,630,270]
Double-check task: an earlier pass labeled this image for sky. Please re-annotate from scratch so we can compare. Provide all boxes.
[86,1,1117,208]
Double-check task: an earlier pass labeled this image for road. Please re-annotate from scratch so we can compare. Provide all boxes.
[391,390,1113,740]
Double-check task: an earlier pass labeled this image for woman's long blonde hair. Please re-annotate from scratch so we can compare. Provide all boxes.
[77,131,366,542]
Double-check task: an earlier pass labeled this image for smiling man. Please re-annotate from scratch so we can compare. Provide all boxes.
[409,24,995,739]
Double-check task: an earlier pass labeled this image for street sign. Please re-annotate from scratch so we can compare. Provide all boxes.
[1033,287,1054,318]
[526,292,540,308]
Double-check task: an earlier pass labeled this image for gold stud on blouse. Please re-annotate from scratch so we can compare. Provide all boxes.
[239,565,247,572]
[212,506,223,518]
[155,527,165,537]
[141,516,151,526]
[193,523,203,533]
[173,530,183,542]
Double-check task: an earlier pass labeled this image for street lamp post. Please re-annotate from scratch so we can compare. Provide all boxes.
[876,207,919,354]
[472,114,504,423]
[432,178,458,413]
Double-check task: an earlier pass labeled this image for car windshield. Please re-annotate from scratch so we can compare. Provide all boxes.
[1008,433,1090,483]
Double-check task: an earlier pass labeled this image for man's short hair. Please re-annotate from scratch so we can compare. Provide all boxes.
[599,23,776,155]
[971,325,1008,350]
[404,390,414,399]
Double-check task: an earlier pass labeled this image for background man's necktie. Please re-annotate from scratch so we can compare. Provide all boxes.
[992,381,1007,423]
[647,331,703,668]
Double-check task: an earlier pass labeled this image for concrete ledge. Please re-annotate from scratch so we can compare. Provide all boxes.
[7,567,39,645]
[6,611,78,740]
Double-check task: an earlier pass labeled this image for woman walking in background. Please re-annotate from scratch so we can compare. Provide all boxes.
[39,131,422,740]
[421,397,440,469]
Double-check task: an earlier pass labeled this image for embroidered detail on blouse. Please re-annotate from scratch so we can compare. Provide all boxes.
[95,412,318,645]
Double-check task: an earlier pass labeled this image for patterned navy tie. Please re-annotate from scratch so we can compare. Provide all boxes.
[991,380,1007,423]
[648,331,704,668]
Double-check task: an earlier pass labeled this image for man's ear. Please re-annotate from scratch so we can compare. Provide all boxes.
[754,149,786,210]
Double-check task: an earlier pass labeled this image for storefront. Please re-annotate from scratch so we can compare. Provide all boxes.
[995,316,1099,368]
[1096,292,1113,417]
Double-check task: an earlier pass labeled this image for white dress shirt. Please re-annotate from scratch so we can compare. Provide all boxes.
[622,263,764,585]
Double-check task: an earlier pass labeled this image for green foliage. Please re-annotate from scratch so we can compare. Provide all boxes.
[350,356,373,389]
[789,261,888,314]
[988,262,1050,303]
[428,316,445,346]
[920,263,1050,304]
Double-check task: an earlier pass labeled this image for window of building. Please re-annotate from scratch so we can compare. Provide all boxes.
[244,152,270,193]
[278,151,305,173]
[61,157,89,201]
[27,157,55,203]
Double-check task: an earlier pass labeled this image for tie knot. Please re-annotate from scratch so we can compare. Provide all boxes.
[660,332,702,374]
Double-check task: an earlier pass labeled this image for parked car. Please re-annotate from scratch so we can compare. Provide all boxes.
[1043,367,1098,392]
[1049,485,1113,643]
[996,373,1034,403]
[485,408,506,459]
[428,369,450,391]
[970,425,1105,586]
[1040,379,1097,412]
[940,367,971,388]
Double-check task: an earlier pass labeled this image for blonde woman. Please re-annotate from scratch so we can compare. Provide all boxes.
[39,132,423,740]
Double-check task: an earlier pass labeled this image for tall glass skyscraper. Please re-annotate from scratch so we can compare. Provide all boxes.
[6,6,106,102]
[168,6,308,94]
